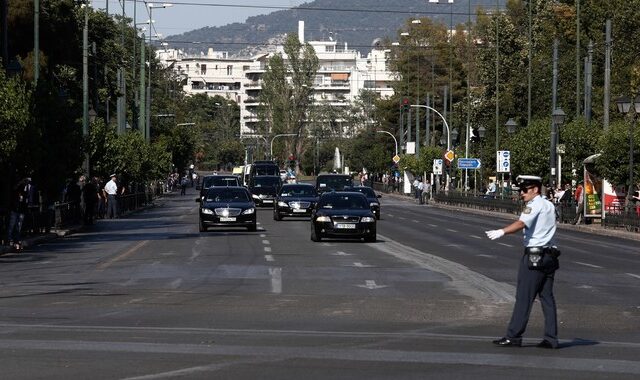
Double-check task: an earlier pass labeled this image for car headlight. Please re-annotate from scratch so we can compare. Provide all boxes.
[361,217,375,223]
[315,216,331,222]
[201,208,214,215]
[242,208,255,215]
[277,201,288,207]
[370,202,379,207]
[252,194,260,199]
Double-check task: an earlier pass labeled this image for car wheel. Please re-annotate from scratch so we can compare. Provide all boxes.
[310,226,321,242]
[364,232,376,243]
[247,223,257,232]
[199,221,207,232]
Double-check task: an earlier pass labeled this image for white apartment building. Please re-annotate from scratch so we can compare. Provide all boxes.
[157,21,397,138]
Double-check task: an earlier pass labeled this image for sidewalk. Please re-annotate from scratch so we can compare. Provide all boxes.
[384,191,640,242]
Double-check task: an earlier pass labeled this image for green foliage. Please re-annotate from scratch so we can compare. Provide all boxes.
[0,70,31,163]
[595,119,640,187]
[504,118,550,181]
[342,130,388,174]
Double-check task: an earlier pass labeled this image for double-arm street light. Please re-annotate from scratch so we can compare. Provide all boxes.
[615,95,640,211]
[270,133,297,159]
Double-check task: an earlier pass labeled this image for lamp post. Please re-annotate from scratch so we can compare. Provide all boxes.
[478,126,487,194]
[376,130,398,158]
[550,108,566,187]
[270,133,297,160]
[146,3,172,143]
[615,95,640,212]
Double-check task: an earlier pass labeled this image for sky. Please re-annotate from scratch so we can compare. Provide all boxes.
[92,0,308,39]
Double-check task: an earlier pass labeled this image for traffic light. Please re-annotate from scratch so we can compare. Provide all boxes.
[401,98,410,112]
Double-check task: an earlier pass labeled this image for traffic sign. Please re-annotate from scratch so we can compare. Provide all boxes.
[392,154,401,164]
[496,150,510,172]
[444,150,455,162]
[457,158,481,169]
[433,159,443,175]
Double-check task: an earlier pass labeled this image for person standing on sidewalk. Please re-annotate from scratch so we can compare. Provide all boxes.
[6,178,30,251]
[485,175,561,349]
[103,173,119,219]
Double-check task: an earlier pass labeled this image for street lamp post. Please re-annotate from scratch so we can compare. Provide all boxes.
[615,95,640,212]
[146,3,172,143]
[478,126,487,194]
[550,108,566,187]
[270,133,297,160]
[376,130,398,158]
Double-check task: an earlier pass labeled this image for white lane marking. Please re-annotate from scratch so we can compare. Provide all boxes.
[169,279,182,289]
[470,235,482,239]
[398,217,406,220]
[625,273,640,279]
[446,228,458,233]
[353,262,373,268]
[477,254,497,259]
[412,219,420,223]
[576,285,593,289]
[428,224,438,228]
[375,234,515,303]
[260,234,267,238]
[498,243,513,248]
[264,247,272,253]
[332,251,352,256]
[265,255,275,262]
[356,280,388,290]
[387,214,394,217]
[573,261,603,269]
[269,267,282,294]
[262,240,270,245]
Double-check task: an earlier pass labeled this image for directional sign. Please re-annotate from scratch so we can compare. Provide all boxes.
[392,154,401,164]
[444,150,455,162]
[457,158,481,169]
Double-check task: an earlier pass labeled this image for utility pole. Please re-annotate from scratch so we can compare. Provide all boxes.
[139,34,146,139]
[575,0,581,118]
[34,0,39,83]
[82,1,90,175]
[604,19,611,130]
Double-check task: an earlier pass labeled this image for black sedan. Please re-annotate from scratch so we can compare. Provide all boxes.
[310,192,376,242]
[249,175,281,207]
[197,174,242,199]
[197,187,256,232]
[273,183,318,220]
[344,186,381,219]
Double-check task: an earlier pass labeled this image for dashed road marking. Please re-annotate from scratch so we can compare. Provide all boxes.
[260,234,267,238]
[265,255,275,262]
[352,262,373,268]
[262,240,270,245]
[264,247,272,253]
[97,240,149,270]
[446,228,457,233]
[470,235,482,239]
[625,273,640,279]
[428,224,437,228]
[498,243,513,248]
[573,261,603,269]
[477,254,497,259]
[412,219,420,223]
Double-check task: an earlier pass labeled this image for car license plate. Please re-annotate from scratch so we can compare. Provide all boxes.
[220,217,236,222]
[293,209,306,213]
[263,199,273,203]
[335,223,356,229]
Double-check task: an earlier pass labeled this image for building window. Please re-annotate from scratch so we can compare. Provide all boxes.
[201,64,207,75]
[227,65,233,75]
[364,80,375,89]
[185,64,189,73]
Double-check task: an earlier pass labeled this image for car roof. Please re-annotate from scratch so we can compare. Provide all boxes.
[282,182,314,187]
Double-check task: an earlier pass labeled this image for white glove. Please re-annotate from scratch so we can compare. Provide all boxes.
[485,229,505,240]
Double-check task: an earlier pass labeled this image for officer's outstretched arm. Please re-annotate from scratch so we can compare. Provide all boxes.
[485,220,525,240]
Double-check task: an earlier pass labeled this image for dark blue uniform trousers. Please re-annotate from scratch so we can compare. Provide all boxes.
[506,253,558,346]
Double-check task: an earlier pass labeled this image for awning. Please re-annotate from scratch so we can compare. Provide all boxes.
[330,73,349,81]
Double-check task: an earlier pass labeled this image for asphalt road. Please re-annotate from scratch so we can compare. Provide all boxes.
[0,186,638,379]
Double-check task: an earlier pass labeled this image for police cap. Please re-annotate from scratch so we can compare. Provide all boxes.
[516,175,542,189]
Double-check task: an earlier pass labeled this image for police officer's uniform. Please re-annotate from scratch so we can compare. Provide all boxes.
[488,175,560,348]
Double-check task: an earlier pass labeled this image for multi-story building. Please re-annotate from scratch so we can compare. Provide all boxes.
[157,21,396,139]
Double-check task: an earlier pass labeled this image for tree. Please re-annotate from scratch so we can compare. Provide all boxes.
[595,119,640,187]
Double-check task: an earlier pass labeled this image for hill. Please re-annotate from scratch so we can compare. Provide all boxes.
[165,0,504,57]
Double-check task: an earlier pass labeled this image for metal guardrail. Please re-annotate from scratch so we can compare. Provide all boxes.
[372,181,639,232]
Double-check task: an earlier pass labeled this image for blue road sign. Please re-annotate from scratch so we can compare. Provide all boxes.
[457,158,481,169]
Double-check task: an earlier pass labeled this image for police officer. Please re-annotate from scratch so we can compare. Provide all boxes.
[485,175,560,349]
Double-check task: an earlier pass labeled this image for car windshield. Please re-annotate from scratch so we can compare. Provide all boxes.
[280,185,317,197]
[204,176,239,188]
[205,188,250,202]
[346,187,376,197]
[317,176,352,191]
[253,177,280,187]
[254,165,279,176]
[318,194,367,210]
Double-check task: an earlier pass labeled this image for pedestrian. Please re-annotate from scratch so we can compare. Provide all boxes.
[81,176,98,225]
[180,174,188,195]
[382,173,389,193]
[413,177,420,200]
[103,173,119,219]
[485,175,561,349]
[417,178,425,204]
[6,178,30,251]
[486,179,497,198]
